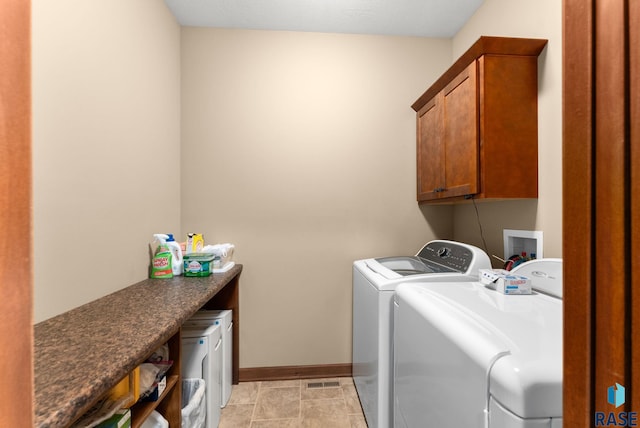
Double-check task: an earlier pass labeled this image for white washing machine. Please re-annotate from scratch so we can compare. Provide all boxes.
[352,240,491,428]
[182,324,222,428]
[393,259,563,428]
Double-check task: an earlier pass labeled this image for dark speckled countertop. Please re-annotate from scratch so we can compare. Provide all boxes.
[34,265,242,428]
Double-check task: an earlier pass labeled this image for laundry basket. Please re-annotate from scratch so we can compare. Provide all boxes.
[181,379,206,428]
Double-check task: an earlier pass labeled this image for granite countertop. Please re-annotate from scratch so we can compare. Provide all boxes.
[34,265,242,428]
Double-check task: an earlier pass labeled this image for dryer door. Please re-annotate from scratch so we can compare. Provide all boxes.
[394,283,508,428]
[489,397,553,428]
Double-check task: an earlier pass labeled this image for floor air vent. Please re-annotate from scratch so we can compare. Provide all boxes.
[307,381,340,389]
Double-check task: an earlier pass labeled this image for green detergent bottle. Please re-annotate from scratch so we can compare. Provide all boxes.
[151,234,173,278]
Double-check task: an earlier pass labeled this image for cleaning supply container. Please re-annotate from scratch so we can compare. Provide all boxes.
[183,253,215,277]
[151,234,173,279]
[165,234,183,276]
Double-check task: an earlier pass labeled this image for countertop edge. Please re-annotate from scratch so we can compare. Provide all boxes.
[34,265,242,428]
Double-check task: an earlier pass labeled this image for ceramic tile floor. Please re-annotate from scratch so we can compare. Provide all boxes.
[219,377,368,427]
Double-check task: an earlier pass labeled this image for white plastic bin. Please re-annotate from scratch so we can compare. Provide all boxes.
[141,410,168,428]
[182,325,222,427]
[181,379,206,428]
[184,309,233,407]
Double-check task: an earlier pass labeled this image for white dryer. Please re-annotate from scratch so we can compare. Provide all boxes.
[393,259,563,428]
[352,240,491,428]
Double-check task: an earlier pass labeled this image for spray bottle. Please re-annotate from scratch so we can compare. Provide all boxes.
[151,234,173,278]
[165,234,183,276]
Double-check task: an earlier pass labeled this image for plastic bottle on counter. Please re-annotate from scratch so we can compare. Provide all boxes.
[151,234,173,279]
[165,234,183,276]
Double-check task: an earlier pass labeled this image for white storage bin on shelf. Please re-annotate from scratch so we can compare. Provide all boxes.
[182,324,222,427]
[183,310,233,407]
[181,379,206,428]
[141,410,168,428]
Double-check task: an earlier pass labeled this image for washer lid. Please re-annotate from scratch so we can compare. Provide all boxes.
[373,240,491,277]
[373,256,446,276]
[399,281,563,419]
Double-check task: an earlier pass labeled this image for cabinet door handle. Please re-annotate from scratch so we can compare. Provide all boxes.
[434,187,446,193]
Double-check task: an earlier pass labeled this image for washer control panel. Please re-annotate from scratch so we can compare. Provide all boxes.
[417,241,476,273]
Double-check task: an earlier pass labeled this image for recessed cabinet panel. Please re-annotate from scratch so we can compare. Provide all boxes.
[412,36,547,203]
[417,96,444,200]
[479,54,540,198]
[443,62,478,199]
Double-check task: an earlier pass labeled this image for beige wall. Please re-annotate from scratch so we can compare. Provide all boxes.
[32,1,181,322]
[31,0,562,368]
[180,29,453,367]
[451,0,563,262]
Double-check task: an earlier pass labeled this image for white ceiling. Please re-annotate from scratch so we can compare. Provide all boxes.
[163,0,484,38]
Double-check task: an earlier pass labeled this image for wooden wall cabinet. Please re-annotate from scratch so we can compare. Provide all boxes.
[413,36,548,203]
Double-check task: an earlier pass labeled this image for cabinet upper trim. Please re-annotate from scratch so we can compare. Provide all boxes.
[412,36,548,112]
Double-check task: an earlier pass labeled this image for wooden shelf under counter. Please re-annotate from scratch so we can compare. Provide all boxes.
[34,265,242,428]
[131,374,180,427]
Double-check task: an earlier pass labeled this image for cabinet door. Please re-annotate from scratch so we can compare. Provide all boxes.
[417,95,445,201]
[442,61,479,199]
